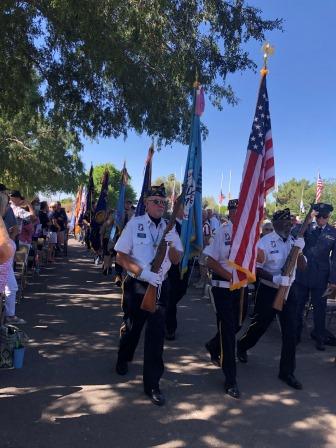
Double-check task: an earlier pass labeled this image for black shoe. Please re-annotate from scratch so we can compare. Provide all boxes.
[278,373,302,390]
[315,340,325,351]
[165,330,176,341]
[145,388,165,406]
[324,336,336,347]
[115,360,128,375]
[237,346,248,363]
[205,342,220,367]
[225,384,240,399]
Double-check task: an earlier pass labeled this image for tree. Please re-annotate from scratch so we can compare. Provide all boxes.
[0,78,84,197]
[1,1,282,144]
[92,163,136,208]
[153,175,182,204]
[271,178,336,221]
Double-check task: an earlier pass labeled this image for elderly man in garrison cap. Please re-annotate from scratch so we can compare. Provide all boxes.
[237,208,306,390]
[114,184,183,406]
[295,202,336,351]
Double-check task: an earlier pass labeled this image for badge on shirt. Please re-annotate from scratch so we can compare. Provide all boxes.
[138,224,144,231]
[137,233,146,238]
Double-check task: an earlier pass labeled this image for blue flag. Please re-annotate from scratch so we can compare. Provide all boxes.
[135,144,154,217]
[90,169,109,250]
[115,163,129,232]
[180,84,204,276]
[86,164,95,220]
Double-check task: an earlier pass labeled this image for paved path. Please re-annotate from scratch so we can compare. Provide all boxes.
[1,240,336,448]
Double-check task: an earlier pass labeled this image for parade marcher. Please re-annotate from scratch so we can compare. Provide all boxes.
[165,202,190,340]
[295,203,336,350]
[237,208,306,390]
[207,208,220,235]
[203,199,247,399]
[114,185,183,406]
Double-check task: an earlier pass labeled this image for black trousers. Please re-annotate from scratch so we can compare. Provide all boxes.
[165,270,189,333]
[206,288,248,361]
[115,262,123,276]
[210,287,243,386]
[295,283,329,343]
[117,276,168,391]
[238,283,298,376]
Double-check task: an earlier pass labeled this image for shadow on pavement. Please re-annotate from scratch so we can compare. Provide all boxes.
[1,240,335,448]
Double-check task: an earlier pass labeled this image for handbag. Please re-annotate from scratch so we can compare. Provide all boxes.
[0,324,29,368]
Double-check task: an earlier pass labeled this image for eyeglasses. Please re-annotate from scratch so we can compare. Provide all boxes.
[148,199,167,206]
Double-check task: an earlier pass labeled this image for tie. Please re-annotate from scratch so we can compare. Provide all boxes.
[316,226,322,235]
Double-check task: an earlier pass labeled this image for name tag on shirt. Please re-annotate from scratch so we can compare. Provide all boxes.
[270,250,279,254]
[137,233,147,238]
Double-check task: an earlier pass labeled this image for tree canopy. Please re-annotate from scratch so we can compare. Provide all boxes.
[267,178,336,222]
[1,1,282,145]
[0,77,84,197]
[92,163,136,208]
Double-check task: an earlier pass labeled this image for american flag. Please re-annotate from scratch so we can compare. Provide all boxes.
[229,74,275,288]
[316,173,324,203]
[218,190,225,205]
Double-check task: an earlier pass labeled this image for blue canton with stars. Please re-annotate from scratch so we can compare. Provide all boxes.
[248,76,271,155]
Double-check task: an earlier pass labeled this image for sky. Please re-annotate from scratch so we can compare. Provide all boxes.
[80,0,336,203]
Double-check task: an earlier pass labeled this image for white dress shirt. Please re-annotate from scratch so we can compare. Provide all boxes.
[203,221,233,288]
[114,213,183,276]
[257,230,295,287]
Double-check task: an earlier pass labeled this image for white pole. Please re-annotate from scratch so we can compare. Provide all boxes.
[228,170,232,202]
[218,172,223,214]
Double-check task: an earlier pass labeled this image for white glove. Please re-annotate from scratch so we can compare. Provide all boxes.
[294,237,305,250]
[139,269,162,286]
[164,229,180,247]
[272,274,291,287]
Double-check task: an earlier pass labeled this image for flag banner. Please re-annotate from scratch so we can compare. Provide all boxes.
[77,185,87,225]
[135,145,154,217]
[300,199,305,214]
[316,173,324,203]
[86,164,95,220]
[90,169,109,250]
[115,163,129,232]
[180,84,204,277]
[300,186,305,214]
[74,185,83,224]
[218,190,225,205]
[229,74,275,289]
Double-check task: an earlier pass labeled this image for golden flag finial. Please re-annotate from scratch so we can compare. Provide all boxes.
[260,42,275,76]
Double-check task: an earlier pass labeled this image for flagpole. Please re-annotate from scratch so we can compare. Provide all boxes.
[228,169,232,202]
[218,172,223,214]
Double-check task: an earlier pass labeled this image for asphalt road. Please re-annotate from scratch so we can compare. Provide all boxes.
[1,240,335,448]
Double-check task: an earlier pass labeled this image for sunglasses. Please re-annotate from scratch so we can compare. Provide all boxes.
[148,199,167,206]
